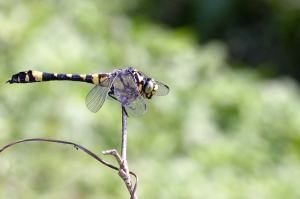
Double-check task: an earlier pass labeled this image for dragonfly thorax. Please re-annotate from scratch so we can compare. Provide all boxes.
[7,67,169,116]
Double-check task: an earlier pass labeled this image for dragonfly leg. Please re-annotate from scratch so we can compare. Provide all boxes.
[122,106,129,117]
[108,93,118,101]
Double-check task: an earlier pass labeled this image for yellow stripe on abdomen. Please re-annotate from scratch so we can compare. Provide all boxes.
[31,71,43,82]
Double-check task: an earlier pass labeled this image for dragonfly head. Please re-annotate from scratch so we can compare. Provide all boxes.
[143,77,158,99]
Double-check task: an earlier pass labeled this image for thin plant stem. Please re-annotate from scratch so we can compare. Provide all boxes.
[1,106,139,199]
[1,138,139,199]
[120,106,138,199]
[121,106,127,160]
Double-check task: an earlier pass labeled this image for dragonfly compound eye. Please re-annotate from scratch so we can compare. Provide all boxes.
[143,78,158,99]
[8,67,169,116]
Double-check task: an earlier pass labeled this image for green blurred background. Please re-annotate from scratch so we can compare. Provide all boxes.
[1,0,300,198]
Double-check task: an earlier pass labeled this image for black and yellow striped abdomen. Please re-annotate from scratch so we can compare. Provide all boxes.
[6,70,110,86]
[7,67,170,116]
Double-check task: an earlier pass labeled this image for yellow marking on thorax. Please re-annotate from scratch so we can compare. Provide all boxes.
[137,84,142,92]
[80,75,86,80]
[137,74,144,82]
[32,71,43,81]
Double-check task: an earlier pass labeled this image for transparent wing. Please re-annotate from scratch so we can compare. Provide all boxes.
[125,95,147,116]
[154,81,170,96]
[114,70,147,116]
[85,77,115,113]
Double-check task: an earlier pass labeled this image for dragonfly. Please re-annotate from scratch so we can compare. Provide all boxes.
[6,67,169,116]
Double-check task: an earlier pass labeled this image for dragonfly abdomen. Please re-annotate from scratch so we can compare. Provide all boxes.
[6,70,109,86]
[7,67,169,116]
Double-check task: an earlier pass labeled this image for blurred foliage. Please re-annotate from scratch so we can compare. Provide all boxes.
[126,0,300,81]
[1,0,300,199]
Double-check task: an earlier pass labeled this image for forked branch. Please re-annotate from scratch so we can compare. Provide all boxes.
[103,106,138,199]
[0,137,138,198]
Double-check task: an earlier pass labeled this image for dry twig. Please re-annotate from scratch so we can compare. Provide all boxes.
[0,107,138,199]
[103,106,138,199]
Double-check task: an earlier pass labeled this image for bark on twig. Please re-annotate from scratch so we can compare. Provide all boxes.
[103,106,138,199]
[1,106,138,199]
